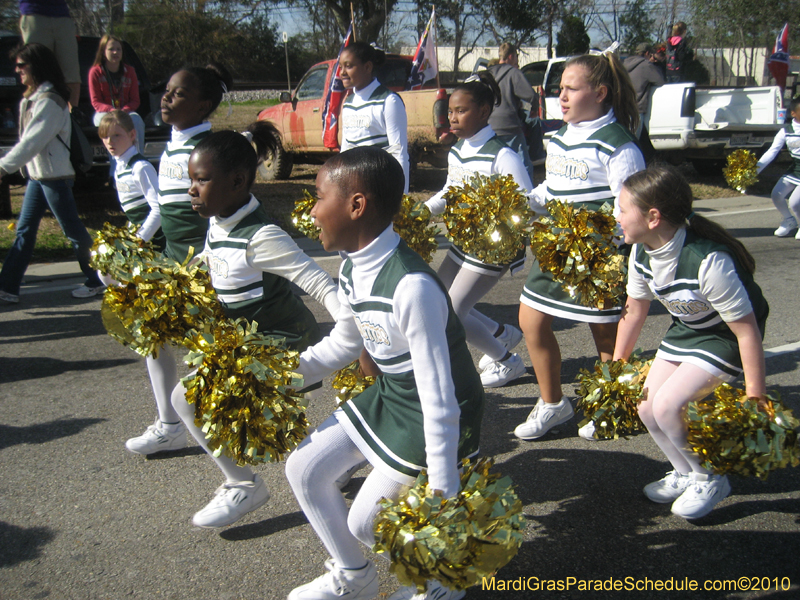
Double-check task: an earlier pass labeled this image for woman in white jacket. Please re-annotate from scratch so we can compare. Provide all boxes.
[0,43,104,304]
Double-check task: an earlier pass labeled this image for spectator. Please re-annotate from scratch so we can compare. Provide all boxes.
[0,43,104,304]
[666,22,693,83]
[18,0,81,108]
[488,42,538,180]
[624,43,665,162]
[89,34,146,174]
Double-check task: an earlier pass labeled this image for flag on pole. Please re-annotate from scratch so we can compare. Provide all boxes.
[322,22,354,149]
[406,8,437,90]
[768,23,790,95]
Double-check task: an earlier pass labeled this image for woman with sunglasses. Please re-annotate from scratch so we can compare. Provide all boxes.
[0,43,104,304]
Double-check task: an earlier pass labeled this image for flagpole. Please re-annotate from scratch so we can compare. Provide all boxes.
[350,3,357,41]
[433,7,440,89]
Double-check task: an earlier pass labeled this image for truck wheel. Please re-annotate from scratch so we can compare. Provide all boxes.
[258,142,293,180]
[691,159,725,177]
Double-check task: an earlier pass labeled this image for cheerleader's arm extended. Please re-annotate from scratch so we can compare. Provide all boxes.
[727,313,767,399]
[613,297,650,361]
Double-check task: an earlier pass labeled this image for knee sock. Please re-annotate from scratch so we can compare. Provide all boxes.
[446,266,507,359]
[771,178,795,220]
[347,469,408,548]
[145,346,180,424]
[285,415,369,569]
[171,380,253,483]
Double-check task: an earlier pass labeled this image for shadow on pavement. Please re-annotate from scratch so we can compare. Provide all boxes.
[0,521,56,567]
[0,417,106,450]
[0,356,137,383]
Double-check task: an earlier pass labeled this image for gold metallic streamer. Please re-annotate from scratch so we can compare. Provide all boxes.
[182,319,308,465]
[394,196,438,263]
[723,149,759,194]
[332,360,376,406]
[373,458,524,592]
[686,384,800,480]
[575,351,651,439]
[442,173,534,266]
[89,222,162,283]
[530,199,625,310]
[291,189,320,240]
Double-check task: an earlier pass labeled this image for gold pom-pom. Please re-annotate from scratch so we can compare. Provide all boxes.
[291,190,320,240]
[575,352,651,439]
[530,199,625,310]
[182,319,308,465]
[686,384,799,480]
[723,149,758,194]
[332,360,376,406]
[393,196,438,263]
[90,222,161,283]
[100,255,224,357]
[373,458,524,592]
[442,173,534,266]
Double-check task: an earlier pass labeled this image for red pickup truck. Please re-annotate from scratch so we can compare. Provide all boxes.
[255,55,452,180]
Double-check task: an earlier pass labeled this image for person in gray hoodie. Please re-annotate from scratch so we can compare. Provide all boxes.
[0,43,103,304]
[623,43,665,162]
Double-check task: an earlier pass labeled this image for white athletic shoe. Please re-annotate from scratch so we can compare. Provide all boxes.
[288,559,378,600]
[125,419,187,455]
[71,284,105,298]
[671,473,731,519]
[388,580,465,600]
[774,216,798,237]
[0,290,20,304]
[335,460,368,489]
[578,420,599,441]
[643,471,692,503]
[514,397,574,440]
[480,353,526,388]
[192,475,271,528]
[478,324,523,370]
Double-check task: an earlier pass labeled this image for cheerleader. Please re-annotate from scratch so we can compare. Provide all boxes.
[614,165,768,519]
[425,71,534,388]
[755,96,800,238]
[285,147,483,600]
[516,51,645,441]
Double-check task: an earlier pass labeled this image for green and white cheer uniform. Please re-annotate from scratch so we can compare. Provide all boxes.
[204,195,340,351]
[521,110,644,322]
[426,125,534,276]
[158,122,211,262]
[113,145,164,250]
[298,226,485,494]
[628,227,768,381]
[340,78,410,193]
[757,118,800,185]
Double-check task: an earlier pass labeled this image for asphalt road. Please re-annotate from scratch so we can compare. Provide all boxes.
[0,192,798,600]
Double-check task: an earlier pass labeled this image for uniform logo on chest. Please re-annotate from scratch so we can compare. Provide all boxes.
[342,113,372,129]
[448,164,475,186]
[546,154,590,181]
[159,161,184,180]
[658,296,710,316]
[206,254,229,279]
[116,180,132,193]
[354,315,390,346]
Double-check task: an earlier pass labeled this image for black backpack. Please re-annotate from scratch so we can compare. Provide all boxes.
[42,92,93,174]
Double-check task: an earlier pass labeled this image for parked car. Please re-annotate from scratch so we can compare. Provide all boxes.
[255,55,453,180]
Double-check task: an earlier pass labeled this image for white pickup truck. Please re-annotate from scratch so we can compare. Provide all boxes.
[521,57,783,174]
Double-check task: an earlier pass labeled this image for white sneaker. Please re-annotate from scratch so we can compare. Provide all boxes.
[479,324,523,370]
[335,460,368,489]
[288,559,378,600]
[71,284,105,298]
[643,470,692,503]
[388,580,465,600]
[671,473,731,519]
[578,420,599,441]
[480,353,526,388]
[514,397,574,440]
[192,475,271,528]
[774,216,797,237]
[0,290,19,304]
[125,419,187,455]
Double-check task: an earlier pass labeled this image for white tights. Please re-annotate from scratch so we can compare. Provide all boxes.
[145,346,180,424]
[171,379,254,483]
[770,177,800,221]
[437,254,507,360]
[638,359,722,475]
[285,415,408,569]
